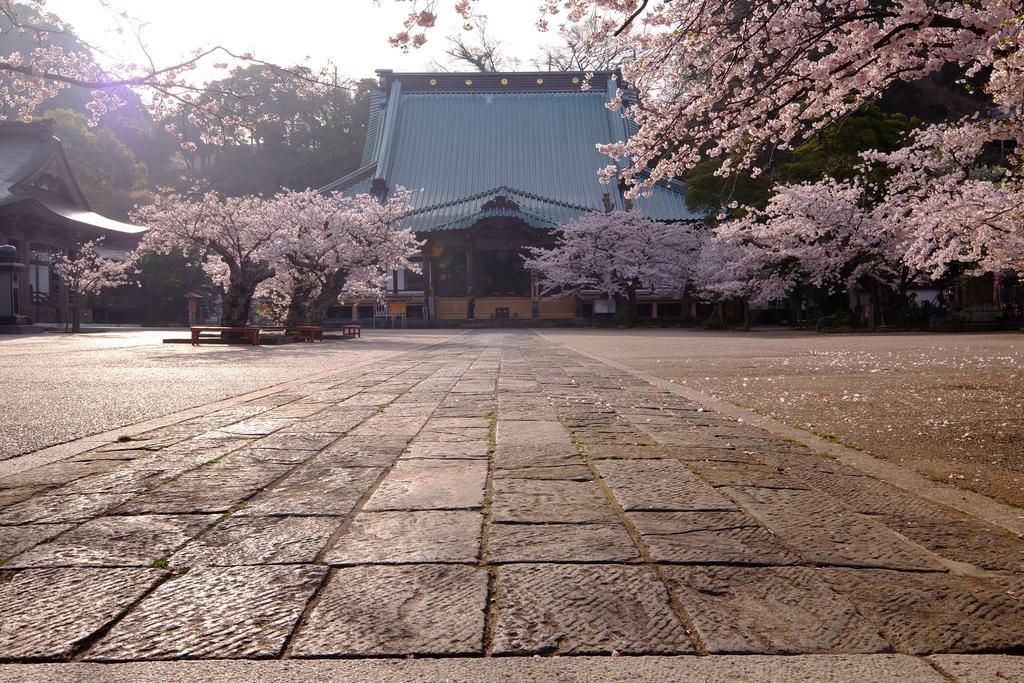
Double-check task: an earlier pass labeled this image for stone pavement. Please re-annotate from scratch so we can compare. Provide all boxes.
[0,330,1021,678]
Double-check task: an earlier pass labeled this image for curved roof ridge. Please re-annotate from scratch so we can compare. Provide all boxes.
[403,185,596,218]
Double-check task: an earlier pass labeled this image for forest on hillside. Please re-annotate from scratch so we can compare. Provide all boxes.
[0,7,375,218]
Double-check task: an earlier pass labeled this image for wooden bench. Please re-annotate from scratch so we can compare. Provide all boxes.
[342,324,361,339]
[190,326,261,346]
[293,325,324,343]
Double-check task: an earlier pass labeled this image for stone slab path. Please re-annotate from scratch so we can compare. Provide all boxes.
[0,331,1021,679]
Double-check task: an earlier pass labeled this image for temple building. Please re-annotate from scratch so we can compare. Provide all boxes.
[320,70,701,323]
[0,121,145,326]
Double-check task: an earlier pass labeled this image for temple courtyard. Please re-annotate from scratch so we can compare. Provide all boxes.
[0,329,1021,681]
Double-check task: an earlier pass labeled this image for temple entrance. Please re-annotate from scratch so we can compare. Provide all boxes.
[426,218,551,322]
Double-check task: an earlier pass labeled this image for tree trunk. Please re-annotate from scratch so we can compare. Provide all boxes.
[284,281,317,328]
[221,265,268,328]
[71,294,81,333]
[308,271,349,326]
[613,286,638,326]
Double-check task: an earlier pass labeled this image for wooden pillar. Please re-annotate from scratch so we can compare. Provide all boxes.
[465,244,475,320]
[425,238,435,321]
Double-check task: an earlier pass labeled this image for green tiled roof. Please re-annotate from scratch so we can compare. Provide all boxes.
[321,71,701,231]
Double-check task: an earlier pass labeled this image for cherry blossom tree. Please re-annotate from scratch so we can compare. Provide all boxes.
[524,210,701,322]
[701,180,907,320]
[134,191,284,327]
[51,238,133,332]
[135,187,420,329]
[261,188,420,326]
[0,1,341,146]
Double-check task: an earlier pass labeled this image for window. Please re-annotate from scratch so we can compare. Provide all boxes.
[477,250,530,296]
[436,247,467,297]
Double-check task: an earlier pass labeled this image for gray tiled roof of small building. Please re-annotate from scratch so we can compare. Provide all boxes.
[0,121,144,235]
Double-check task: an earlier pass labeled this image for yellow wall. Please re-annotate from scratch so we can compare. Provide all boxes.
[539,297,575,319]
[475,297,532,319]
[436,297,468,320]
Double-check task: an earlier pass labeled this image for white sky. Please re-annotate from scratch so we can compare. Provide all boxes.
[45,1,550,81]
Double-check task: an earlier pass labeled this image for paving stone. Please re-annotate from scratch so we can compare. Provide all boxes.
[303,388,362,403]
[0,486,49,509]
[366,460,487,511]
[297,409,377,433]
[492,479,618,523]
[54,467,175,495]
[326,510,481,564]
[580,444,675,459]
[0,567,165,660]
[645,430,734,449]
[291,564,487,656]
[0,493,135,524]
[674,447,766,464]
[493,446,586,469]
[492,563,693,655]
[879,512,1024,573]
[726,486,945,571]
[115,484,260,514]
[316,437,407,467]
[663,566,891,654]
[594,459,738,512]
[0,524,73,561]
[339,393,401,407]
[7,514,217,568]
[350,415,431,437]
[929,654,1024,683]
[821,568,1024,654]
[689,462,810,489]
[491,464,593,481]
[414,426,491,442]
[985,572,1024,597]
[242,465,381,516]
[0,461,118,490]
[401,440,490,459]
[496,420,574,447]
[222,447,315,466]
[171,516,341,566]
[94,437,179,453]
[257,402,333,419]
[488,523,640,562]
[629,511,801,565]
[68,449,162,464]
[88,565,326,661]
[176,461,294,489]
[792,470,935,516]
[250,431,339,451]
[218,417,297,436]
[158,434,253,464]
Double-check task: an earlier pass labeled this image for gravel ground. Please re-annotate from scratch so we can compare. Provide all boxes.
[542,328,1024,508]
[0,329,455,460]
